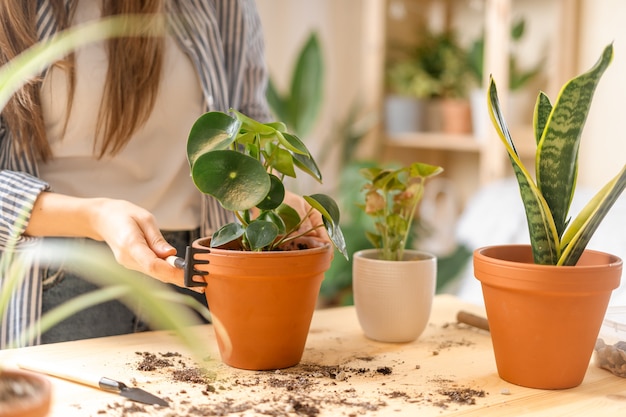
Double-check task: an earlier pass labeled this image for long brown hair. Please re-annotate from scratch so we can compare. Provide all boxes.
[0,0,165,161]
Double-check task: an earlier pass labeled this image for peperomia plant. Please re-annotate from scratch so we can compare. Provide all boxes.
[488,43,626,266]
[187,110,348,258]
[358,162,443,261]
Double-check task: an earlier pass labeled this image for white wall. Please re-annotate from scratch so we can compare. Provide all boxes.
[578,0,626,189]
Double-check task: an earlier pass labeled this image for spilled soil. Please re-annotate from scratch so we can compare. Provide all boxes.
[96,321,490,416]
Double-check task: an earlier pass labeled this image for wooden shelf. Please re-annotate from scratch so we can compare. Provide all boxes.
[384,124,536,159]
[385,132,481,153]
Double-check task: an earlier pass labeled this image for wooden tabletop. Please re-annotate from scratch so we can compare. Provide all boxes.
[2,294,625,416]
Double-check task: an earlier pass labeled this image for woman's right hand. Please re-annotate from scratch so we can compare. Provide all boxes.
[26,192,195,290]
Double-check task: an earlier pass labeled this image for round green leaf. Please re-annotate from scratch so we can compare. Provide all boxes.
[187,112,241,167]
[245,220,279,250]
[256,174,285,210]
[275,203,301,234]
[305,194,340,225]
[191,149,270,211]
[256,210,286,235]
[211,223,244,248]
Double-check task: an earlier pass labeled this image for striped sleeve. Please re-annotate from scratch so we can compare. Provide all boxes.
[0,171,49,245]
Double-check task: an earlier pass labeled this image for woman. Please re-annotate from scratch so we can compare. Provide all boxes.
[0,0,318,347]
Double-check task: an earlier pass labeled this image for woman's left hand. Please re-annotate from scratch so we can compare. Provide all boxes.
[280,190,332,249]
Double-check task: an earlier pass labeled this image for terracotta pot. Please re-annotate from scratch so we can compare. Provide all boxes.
[0,369,52,417]
[474,244,622,389]
[192,238,332,370]
[439,98,472,134]
[352,249,436,343]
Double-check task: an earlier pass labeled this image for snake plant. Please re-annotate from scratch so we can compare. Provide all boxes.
[488,43,626,266]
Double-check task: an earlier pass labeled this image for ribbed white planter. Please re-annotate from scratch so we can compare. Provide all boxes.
[352,249,436,343]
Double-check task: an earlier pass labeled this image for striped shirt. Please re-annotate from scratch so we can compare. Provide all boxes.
[0,0,270,348]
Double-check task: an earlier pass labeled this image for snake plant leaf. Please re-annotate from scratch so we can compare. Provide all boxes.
[211,222,245,248]
[245,220,279,251]
[536,43,613,239]
[304,194,348,259]
[533,92,552,146]
[191,150,270,211]
[558,164,626,265]
[187,112,241,167]
[488,77,560,264]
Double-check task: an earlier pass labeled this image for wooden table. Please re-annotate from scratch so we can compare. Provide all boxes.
[2,294,625,416]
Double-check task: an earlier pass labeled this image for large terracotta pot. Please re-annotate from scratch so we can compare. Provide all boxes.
[0,369,52,417]
[352,249,436,343]
[474,244,622,389]
[191,237,332,370]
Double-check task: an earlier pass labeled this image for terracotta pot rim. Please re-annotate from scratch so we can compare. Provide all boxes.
[193,237,331,259]
[474,244,622,292]
[474,244,623,269]
[354,248,435,263]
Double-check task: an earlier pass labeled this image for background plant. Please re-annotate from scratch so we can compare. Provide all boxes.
[386,28,473,99]
[187,110,347,258]
[468,18,544,91]
[358,162,442,261]
[488,43,626,266]
[266,32,323,138]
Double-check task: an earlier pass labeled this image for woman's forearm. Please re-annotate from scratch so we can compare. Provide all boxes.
[25,192,105,240]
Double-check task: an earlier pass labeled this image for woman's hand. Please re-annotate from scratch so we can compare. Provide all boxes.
[26,192,195,290]
[89,199,193,289]
[280,190,331,249]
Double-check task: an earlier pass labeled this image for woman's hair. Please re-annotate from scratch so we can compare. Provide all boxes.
[0,0,165,161]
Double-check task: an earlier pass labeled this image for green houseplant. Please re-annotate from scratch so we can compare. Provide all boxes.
[416,28,474,134]
[358,162,443,262]
[473,43,626,389]
[352,162,442,342]
[385,28,474,134]
[266,32,323,138]
[184,109,347,370]
[468,18,545,139]
[0,16,211,416]
[467,18,543,93]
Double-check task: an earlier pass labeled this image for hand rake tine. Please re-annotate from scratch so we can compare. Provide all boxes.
[183,245,209,288]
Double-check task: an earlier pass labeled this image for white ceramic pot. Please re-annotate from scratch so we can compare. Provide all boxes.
[352,249,436,343]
